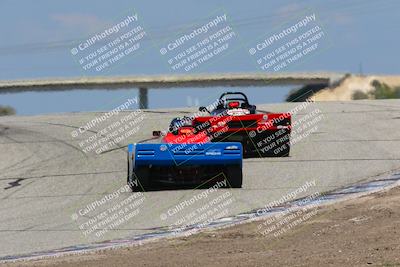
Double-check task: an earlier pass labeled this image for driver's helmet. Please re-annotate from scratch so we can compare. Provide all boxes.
[225,100,242,109]
[169,116,192,134]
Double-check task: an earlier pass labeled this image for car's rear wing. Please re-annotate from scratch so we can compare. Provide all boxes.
[128,142,242,169]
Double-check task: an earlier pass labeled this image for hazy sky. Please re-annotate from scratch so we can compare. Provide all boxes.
[0,0,399,114]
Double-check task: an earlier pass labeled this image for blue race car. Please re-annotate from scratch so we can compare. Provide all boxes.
[127,117,243,191]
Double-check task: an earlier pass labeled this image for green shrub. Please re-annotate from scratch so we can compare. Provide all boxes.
[352,90,369,100]
[0,106,16,116]
[372,80,395,99]
[352,80,400,100]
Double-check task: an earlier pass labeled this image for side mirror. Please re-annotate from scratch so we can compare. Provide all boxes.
[199,106,208,112]
[152,131,161,137]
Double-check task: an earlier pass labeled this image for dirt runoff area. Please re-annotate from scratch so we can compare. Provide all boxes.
[313,75,400,101]
[4,186,400,267]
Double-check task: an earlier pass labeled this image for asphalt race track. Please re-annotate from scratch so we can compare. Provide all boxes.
[0,100,399,258]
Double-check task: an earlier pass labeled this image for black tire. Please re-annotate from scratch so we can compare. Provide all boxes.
[128,163,150,192]
[279,147,290,157]
[127,158,134,190]
[133,167,150,191]
[272,143,290,157]
[256,132,291,157]
[226,164,242,188]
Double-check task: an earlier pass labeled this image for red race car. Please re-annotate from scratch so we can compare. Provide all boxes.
[194,92,291,157]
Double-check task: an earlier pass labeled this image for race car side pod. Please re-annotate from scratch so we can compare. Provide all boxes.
[127,142,243,191]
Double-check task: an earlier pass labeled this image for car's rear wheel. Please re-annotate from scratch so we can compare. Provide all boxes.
[274,144,290,157]
[127,160,132,189]
[133,167,150,191]
[226,165,242,188]
[127,155,135,191]
[255,131,291,157]
[128,165,150,192]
